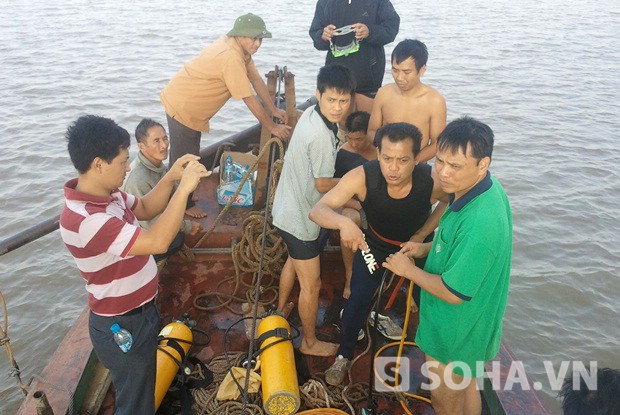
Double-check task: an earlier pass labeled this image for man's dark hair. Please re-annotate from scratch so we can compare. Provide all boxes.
[66,115,130,174]
[559,367,620,415]
[373,122,422,156]
[345,111,370,133]
[135,118,164,144]
[317,64,356,95]
[437,116,494,163]
[391,39,428,72]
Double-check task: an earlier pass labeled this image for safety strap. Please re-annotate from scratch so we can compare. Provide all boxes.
[158,336,187,364]
[256,327,290,348]
[158,353,214,415]
[251,327,293,359]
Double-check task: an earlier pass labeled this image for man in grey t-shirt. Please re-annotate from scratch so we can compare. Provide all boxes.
[121,119,201,261]
[272,65,355,356]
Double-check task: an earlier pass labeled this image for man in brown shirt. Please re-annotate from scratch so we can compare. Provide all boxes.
[161,14,291,214]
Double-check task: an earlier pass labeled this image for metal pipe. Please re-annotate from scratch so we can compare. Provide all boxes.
[0,217,60,257]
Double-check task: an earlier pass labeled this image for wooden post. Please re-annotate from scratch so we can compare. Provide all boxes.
[254,68,278,207]
[284,67,298,131]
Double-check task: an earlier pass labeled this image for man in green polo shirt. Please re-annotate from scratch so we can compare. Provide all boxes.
[384,116,512,415]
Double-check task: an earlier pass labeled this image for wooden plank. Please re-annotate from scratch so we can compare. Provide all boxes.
[284,68,298,131]
[79,361,111,415]
[17,307,94,415]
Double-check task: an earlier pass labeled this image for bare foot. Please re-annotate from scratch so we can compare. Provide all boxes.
[343,286,351,299]
[299,339,338,357]
[186,205,206,218]
[276,302,295,319]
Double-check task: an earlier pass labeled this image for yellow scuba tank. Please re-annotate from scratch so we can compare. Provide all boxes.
[154,321,193,410]
[257,315,300,415]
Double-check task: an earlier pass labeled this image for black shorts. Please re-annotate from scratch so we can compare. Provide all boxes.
[276,227,330,260]
[356,89,378,99]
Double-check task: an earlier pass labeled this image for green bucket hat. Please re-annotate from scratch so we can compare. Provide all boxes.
[227,13,272,38]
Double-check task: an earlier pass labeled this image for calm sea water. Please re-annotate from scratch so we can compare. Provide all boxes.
[1,0,619,413]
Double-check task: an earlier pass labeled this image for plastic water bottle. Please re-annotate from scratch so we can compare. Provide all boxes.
[236,164,251,182]
[110,323,133,353]
[222,155,235,183]
[244,165,254,187]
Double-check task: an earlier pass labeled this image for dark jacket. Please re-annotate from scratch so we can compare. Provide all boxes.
[309,0,400,94]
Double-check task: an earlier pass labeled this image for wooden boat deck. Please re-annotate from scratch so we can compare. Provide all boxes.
[163,171,438,414]
[16,162,553,415]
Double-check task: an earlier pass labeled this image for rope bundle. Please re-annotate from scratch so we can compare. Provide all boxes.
[232,210,287,277]
[188,353,376,415]
[192,139,287,315]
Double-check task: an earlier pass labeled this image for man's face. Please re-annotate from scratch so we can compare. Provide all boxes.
[100,147,131,190]
[391,57,425,92]
[237,36,262,55]
[346,130,373,153]
[435,144,489,198]
[138,125,169,166]
[377,137,416,187]
[316,88,352,123]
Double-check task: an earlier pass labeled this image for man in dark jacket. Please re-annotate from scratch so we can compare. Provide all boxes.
[310,0,400,122]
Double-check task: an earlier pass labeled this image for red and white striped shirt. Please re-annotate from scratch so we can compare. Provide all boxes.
[60,178,158,316]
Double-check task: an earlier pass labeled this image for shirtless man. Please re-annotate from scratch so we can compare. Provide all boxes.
[368,39,446,162]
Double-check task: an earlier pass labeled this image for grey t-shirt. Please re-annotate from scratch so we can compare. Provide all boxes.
[272,105,338,240]
[121,152,191,234]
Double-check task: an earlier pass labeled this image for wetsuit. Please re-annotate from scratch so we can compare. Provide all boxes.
[338,160,434,359]
[310,0,400,97]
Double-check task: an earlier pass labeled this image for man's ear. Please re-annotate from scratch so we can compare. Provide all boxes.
[91,157,103,173]
[137,141,146,153]
[478,156,491,174]
[315,88,321,101]
[419,65,427,77]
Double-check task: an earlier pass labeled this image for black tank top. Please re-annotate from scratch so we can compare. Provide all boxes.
[361,160,434,253]
[334,149,368,178]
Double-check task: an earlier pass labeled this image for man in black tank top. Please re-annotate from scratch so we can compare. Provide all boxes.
[310,122,449,386]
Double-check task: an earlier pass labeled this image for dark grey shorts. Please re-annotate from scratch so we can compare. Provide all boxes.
[276,227,330,260]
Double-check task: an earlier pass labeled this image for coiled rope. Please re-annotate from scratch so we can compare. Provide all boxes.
[188,352,383,415]
[192,137,287,315]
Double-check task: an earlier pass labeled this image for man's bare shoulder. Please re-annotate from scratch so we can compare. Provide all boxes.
[374,84,401,110]
[341,164,368,193]
[376,83,401,98]
[422,84,446,106]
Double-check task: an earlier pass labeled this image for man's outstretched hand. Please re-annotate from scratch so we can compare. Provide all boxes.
[178,160,211,194]
[168,154,201,181]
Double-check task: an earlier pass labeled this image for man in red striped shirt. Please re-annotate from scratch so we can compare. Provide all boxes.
[60,115,210,414]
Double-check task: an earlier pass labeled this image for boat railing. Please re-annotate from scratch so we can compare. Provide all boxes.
[0,96,318,259]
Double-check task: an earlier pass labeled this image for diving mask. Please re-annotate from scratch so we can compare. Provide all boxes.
[330,25,360,58]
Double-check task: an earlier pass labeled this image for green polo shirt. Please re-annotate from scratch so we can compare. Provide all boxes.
[415,173,512,378]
